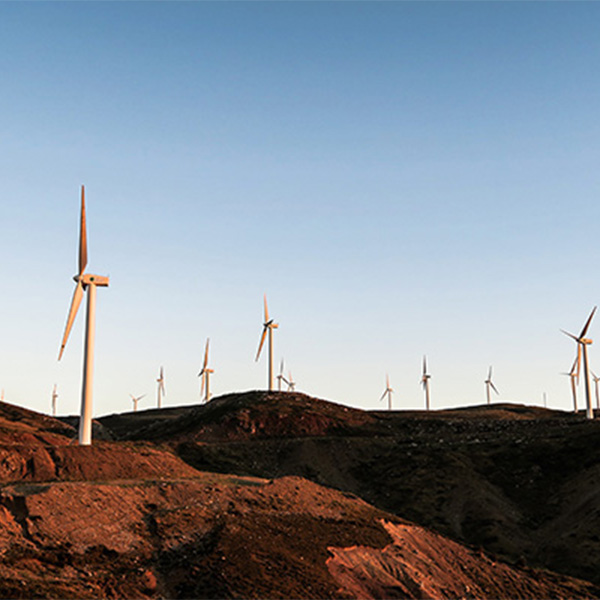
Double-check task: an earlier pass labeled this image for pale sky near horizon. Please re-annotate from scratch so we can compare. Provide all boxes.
[1,2,600,418]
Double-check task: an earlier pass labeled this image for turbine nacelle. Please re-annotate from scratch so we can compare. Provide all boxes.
[73,273,110,287]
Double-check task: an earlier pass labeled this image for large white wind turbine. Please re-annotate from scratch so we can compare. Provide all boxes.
[198,338,214,402]
[156,366,166,408]
[562,306,596,420]
[484,366,499,405]
[255,295,278,390]
[421,356,431,410]
[58,186,109,445]
[130,393,146,412]
[51,384,58,417]
[380,374,393,411]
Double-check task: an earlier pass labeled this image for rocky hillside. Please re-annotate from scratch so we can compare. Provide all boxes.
[0,394,597,599]
[99,391,600,587]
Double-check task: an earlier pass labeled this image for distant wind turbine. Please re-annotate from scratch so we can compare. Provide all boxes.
[380,374,393,411]
[421,356,431,410]
[130,393,146,412]
[591,370,600,411]
[58,186,109,446]
[51,384,58,417]
[156,366,166,408]
[484,366,499,405]
[255,295,278,390]
[287,370,296,392]
[562,306,596,420]
[276,359,289,392]
[198,338,214,402]
[561,355,580,413]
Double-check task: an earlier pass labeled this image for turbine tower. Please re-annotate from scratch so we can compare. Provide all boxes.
[51,384,58,417]
[255,295,278,390]
[380,374,393,411]
[421,356,431,410]
[561,354,580,413]
[276,359,289,392]
[130,393,145,412]
[58,186,109,446]
[156,366,166,408]
[484,366,499,405]
[198,338,214,402]
[562,306,596,420]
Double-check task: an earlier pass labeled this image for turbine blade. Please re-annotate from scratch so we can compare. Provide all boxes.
[423,356,427,375]
[58,280,84,360]
[379,389,387,401]
[580,306,597,338]
[263,294,269,323]
[490,381,499,395]
[201,373,206,397]
[570,354,578,375]
[561,329,580,343]
[279,358,284,375]
[386,373,390,388]
[79,185,88,276]
[255,326,268,361]
[488,366,492,379]
[203,338,210,369]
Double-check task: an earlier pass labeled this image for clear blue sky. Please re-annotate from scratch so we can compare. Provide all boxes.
[1,2,600,417]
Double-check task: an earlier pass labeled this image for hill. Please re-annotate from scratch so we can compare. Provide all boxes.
[99,391,600,587]
[0,395,598,598]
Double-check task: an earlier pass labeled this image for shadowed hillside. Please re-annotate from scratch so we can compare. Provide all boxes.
[0,396,599,598]
[98,391,600,587]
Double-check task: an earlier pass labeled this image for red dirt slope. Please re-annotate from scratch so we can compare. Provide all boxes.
[0,475,596,599]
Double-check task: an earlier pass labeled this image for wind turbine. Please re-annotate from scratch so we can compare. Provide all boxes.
[58,185,109,446]
[156,366,166,408]
[380,374,393,411]
[198,338,214,402]
[276,359,289,392]
[287,370,296,392]
[51,384,58,417]
[484,366,499,405]
[561,354,580,413]
[421,356,431,410]
[255,295,278,390]
[562,306,596,420]
[591,370,600,411]
[130,393,145,412]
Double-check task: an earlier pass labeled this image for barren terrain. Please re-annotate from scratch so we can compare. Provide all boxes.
[0,394,599,598]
